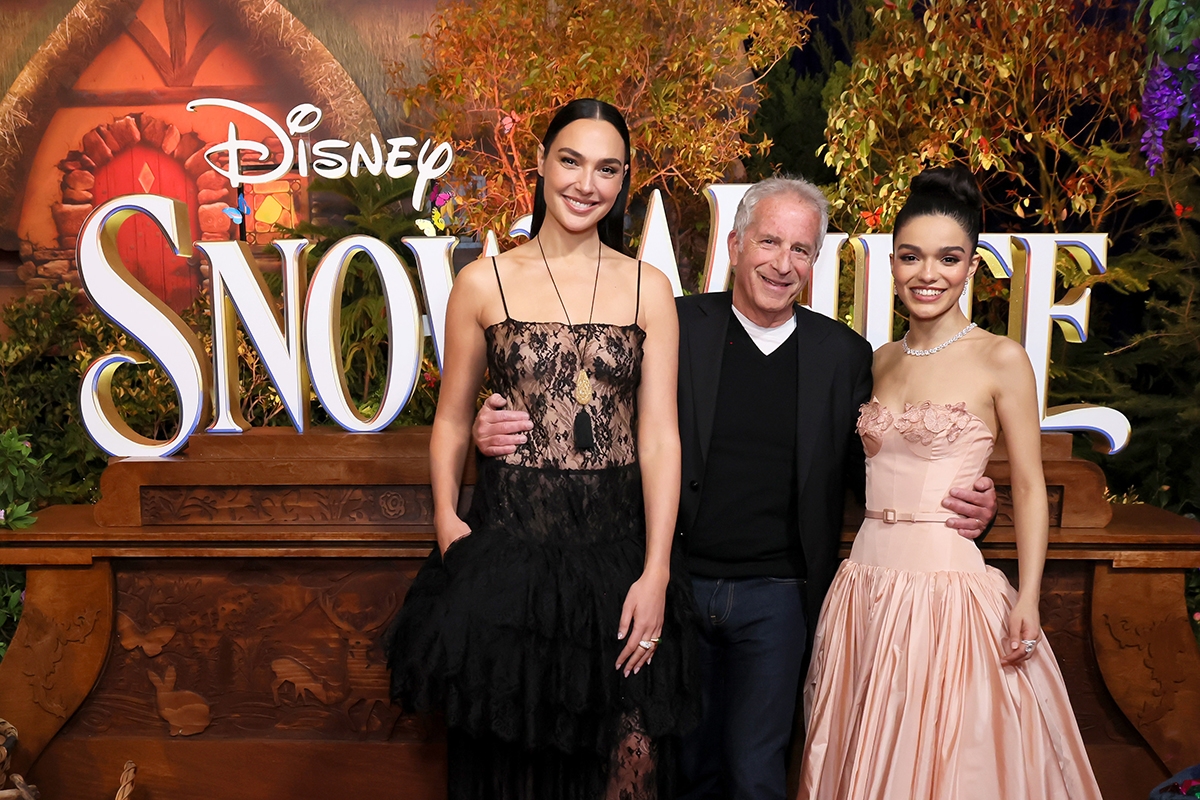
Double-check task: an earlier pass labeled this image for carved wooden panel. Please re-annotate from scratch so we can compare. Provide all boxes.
[0,563,114,775]
[993,561,1163,749]
[140,485,433,526]
[61,558,435,742]
[1091,565,1200,774]
[988,561,1172,797]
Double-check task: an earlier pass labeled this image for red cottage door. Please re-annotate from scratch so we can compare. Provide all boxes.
[90,143,203,313]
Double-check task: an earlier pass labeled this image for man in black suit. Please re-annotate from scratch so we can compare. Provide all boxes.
[473,177,996,800]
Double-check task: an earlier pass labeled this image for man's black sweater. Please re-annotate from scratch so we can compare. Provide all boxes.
[685,315,805,579]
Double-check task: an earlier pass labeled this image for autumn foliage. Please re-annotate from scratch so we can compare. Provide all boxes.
[390,0,811,242]
[823,0,1143,235]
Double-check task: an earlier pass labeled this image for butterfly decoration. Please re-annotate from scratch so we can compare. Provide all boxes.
[429,185,452,209]
[117,611,177,658]
[500,111,521,135]
[860,207,883,228]
[222,194,251,225]
[416,208,451,238]
[418,185,458,236]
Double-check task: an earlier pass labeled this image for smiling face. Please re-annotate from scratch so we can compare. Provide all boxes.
[728,194,822,328]
[890,213,980,321]
[536,118,628,235]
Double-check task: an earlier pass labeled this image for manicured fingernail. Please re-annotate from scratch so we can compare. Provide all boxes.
[617,632,624,640]
[518,435,527,442]
[624,669,630,677]
[634,667,641,675]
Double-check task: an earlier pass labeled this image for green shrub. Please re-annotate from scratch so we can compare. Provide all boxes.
[0,427,51,663]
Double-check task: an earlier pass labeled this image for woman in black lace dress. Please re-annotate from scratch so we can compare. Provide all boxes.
[388,99,699,799]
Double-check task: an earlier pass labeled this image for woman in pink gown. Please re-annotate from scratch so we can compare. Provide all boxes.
[797,167,1103,800]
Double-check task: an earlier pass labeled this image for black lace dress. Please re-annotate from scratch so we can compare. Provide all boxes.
[388,276,700,800]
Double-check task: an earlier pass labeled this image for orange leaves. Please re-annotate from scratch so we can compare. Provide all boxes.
[859,207,884,228]
[391,0,809,241]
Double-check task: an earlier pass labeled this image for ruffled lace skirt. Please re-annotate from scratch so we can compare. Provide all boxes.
[798,549,1102,800]
[388,459,700,800]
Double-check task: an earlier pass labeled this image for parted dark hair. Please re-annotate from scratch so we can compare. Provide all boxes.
[893,166,983,249]
[530,99,631,253]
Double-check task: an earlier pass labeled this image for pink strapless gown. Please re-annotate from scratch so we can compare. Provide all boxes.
[797,400,1102,800]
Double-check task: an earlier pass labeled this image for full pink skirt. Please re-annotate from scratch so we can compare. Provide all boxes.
[798,560,1102,800]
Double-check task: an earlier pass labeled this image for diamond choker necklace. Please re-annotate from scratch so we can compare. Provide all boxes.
[902,322,977,357]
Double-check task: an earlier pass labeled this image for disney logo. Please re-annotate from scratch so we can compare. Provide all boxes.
[186,98,454,211]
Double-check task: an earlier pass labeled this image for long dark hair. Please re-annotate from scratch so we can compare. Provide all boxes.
[530,99,631,253]
[894,166,984,249]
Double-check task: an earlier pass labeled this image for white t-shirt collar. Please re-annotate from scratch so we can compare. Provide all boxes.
[731,305,796,355]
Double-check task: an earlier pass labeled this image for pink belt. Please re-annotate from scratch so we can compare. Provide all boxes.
[864,508,953,524]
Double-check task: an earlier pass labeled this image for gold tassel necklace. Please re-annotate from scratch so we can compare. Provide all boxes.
[538,237,602,451]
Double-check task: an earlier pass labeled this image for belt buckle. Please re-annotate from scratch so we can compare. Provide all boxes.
[882,508,897,524]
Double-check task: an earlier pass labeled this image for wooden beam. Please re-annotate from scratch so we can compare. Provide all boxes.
[177,25,223,87]
[165,0,187,76]
[61,85,281,108]
[124,17,174,85]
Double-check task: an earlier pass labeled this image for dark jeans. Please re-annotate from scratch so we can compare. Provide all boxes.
[680,575,808,800]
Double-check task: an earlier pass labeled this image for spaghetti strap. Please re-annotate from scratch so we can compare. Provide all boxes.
[492,257,511,319]
[634,260,643,325]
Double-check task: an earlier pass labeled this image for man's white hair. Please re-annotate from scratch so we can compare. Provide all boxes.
[732,176,830,256]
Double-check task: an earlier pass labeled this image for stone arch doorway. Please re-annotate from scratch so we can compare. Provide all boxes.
[47,112,239,313]
[91,142,201,312]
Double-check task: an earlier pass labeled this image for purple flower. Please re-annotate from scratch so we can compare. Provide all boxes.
[1187,47,1200,147]
[1141,56,1185,174]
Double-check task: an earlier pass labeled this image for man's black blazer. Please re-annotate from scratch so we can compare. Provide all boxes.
[675,291,874,618]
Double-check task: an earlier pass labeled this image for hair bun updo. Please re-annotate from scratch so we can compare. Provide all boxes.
[894,166,983,248]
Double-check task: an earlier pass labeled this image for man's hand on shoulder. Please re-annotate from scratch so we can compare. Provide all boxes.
[942,476,999,540]
[473,393,532,456]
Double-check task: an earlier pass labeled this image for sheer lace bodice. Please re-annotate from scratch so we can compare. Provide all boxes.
[486,319,645,470]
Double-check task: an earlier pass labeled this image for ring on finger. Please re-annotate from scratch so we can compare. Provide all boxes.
[1021,638,1038,654]
[638,640,654,650]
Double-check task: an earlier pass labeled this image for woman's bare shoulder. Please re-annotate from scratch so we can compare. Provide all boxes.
[973,328,1028,366]
[449,257,510,322]
[970,329,1036,392]
[453,256,500,291]
[872,339,905,366]
[636,260,673,295]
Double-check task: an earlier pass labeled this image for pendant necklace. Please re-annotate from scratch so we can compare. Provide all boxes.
[902,321,977,357]
[538,237,602,451]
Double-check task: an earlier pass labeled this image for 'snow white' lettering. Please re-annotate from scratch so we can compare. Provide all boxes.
[77,189,1130,458]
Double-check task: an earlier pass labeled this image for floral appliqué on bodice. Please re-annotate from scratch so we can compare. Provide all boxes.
[857,399,980,458]
[485,319,645,470]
